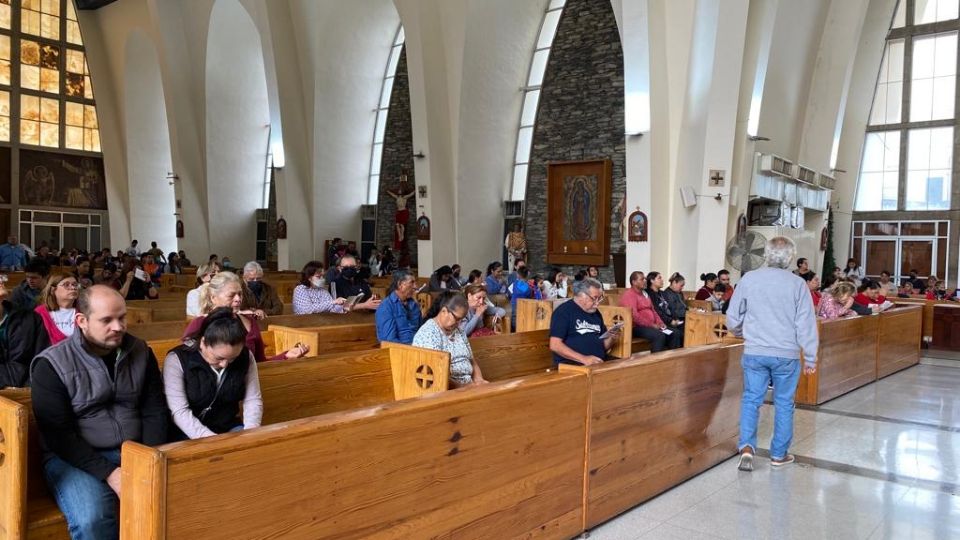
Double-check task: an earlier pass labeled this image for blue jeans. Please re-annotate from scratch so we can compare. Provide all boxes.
[43,450,121,540]
[738,354,802,460]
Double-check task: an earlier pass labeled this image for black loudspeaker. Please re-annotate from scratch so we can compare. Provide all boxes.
[360,205,377,262]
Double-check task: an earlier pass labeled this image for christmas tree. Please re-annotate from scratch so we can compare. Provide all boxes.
[821,206,837,278]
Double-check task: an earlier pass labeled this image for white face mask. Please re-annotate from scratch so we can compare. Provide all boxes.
[310,277,326,289]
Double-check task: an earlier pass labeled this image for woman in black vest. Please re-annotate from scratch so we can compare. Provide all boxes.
[163,307,263,440]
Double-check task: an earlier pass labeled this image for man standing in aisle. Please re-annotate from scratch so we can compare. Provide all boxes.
[725,236,818,471]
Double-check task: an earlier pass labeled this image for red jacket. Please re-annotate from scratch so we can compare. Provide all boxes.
[853,293,886,306]
[35,305,68,345]
[695,286,713,300]
[619,287,664,329]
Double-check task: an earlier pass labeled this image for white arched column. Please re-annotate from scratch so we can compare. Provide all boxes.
[205,0,271,264]
[124,30,176,252]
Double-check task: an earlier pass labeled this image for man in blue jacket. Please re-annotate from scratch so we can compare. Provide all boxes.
[0,235,28,271]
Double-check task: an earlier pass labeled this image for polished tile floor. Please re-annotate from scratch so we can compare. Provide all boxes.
[587,354,960,540]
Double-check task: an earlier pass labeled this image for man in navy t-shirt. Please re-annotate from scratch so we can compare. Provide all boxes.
[549,277,620,365]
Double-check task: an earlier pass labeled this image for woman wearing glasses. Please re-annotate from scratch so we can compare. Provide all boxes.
[413,291,486,387]
[35,274,81,345]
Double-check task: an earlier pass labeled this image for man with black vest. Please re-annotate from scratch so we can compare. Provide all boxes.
[31,285,167,540]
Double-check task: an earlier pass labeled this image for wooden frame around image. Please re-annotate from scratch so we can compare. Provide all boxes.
[547,159,612,265]
[417,214,431,240]
[627,210,647,242]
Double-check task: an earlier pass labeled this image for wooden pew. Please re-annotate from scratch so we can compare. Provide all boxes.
[0,344,452,539]
[876,305,922,378]
[893,297,957,341]
[795,315,879,405]
[470,329,557,381]
[147,331,277,366]
[560,343,743,529]
[120,371,589,540]
[515,299,635,358]
[128,311,375,342]
[683,310,743,347]
[268,323,378,357]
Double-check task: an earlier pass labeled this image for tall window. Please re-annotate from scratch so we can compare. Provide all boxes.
[854,0,957,211]
[509,0,564,201]
[367,24,404,205]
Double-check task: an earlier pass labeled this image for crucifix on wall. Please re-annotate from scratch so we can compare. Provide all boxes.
[708,169,725,187]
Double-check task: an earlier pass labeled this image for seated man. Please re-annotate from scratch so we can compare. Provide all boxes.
[619,271,676,352]
[549,277,620,365]
[9,258,50,311]
[240,261,284,316]
[878,270,898,298]
[331,255,381,311]
[0,278,49,387]
[31,286,167,539]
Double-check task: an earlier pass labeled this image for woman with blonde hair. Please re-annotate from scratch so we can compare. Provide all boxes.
[817,281,856,320]
[186,262,219,317]
[35,274,81,345]
[181,272,309,362]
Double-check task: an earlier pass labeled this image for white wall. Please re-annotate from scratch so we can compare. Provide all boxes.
[124,30,175,252]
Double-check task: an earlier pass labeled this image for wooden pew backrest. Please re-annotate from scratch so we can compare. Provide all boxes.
[560,344,744,528]
[268,323,378,357]
[381,342,451,399]
[0,392,28,539]
[877,305,922,378]
[796,315,879,405]
[121,371,589,540]
[470,328,555,381]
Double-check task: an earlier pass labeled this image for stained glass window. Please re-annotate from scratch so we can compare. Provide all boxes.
[0,1,101,150]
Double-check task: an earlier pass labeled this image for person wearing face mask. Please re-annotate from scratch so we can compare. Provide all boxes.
[240,261,283,317]
[331,255,381,311]
[183,272,308,362]
[428,265,456,292]
[449,264,465,290]
[164,307,262,440]
[293,260,349,315]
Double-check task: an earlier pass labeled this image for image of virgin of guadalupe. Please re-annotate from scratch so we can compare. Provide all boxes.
[564,175,597,241]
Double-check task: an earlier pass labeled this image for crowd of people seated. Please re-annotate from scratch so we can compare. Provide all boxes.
[3,235,957,539]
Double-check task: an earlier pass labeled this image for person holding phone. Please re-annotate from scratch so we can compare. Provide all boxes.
[548,278,620,366]
[118,257,159,301]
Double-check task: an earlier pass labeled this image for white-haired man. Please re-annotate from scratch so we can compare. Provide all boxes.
[725,236,818,471]
[240,261,284,316]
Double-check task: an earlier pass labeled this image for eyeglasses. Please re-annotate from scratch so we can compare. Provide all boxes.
[445,308,466,323]
[587,293,604,304]
[58,282,80,290]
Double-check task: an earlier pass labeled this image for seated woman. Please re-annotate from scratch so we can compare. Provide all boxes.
[661,272,688,323]
[35,274,81,346]
[461,283,506,337]
[898,281,916,298]
[428,265,455,292]
[186,263,218,317]
[854,280,887,306]
[484,261,507,296]
[466,269,484,286]
[620,271,679,352]
[164,307,262,440]
[509,266,542,331]
[413,291,487,387]
[646,271,684,343]
[695,272,718,300]
[926,280,947,300]
[801,271,821,307]
[540,268,568,300]
[183,272,309,362]
[292,260,349,314]
[817,281,857,319]
[375,270,423,344]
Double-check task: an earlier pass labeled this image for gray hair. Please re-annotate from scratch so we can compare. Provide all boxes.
[573,277,602,297]
[764,236,796,269]
[243,261,263,276]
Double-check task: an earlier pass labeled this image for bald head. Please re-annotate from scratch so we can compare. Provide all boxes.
[76,285,127,352]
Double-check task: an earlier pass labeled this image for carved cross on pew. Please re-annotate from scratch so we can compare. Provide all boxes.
[535,306,547,320]
[712,323,729,339]
[612,314,625,326]
[415,365,435,389]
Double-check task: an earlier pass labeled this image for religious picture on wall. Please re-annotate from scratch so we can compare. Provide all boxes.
[0,147,10,204]
[176,219,184,239]
[19,150,106,210]
[612,194,626,241]
[627,209,647,242]
[417,213,431,240]
[276,217,287,239]
[546,159,612,265]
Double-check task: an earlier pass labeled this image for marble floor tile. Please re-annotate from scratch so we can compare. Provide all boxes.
[866,488,960,540]
[634,522,724,540]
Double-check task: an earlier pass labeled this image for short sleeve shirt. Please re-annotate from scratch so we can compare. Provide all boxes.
[549,300,607,365]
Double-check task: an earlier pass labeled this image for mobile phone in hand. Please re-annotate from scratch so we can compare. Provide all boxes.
[134,268,148,281]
